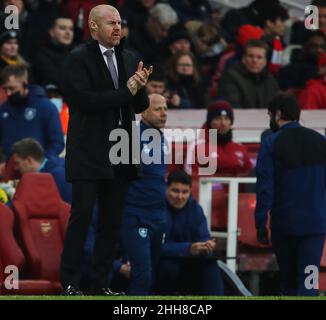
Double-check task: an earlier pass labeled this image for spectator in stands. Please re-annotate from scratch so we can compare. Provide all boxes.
[120,0,158,30]
[153,23,193,68]
[291,0,326,44]
[277,31,326,92]
[218,39,279,109]
[0,28,26,71]
[156,170,224,296]
[128,3,178,65]
[260,5,289,75]
[0,64,64,159]
[209,24,264,98]
[298,53,326,109]
[2,0,61,63]
[120,94,168,295]
[0,23,26,105]
[185,101,252,177]
[11,138,71,203]
[60,0,107,42]
[45,84,69,135]
[165,52,207,109]
[146,69,166,95]
[221,0,280,42]
[168,0,212,22]
[191,22,226,61]
[34,15,74,90]
[255,93,326,296]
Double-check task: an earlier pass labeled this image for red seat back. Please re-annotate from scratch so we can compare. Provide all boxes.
[320,241,326,268]
[0,203,25,272]
[238,193,271,248]
[13,173,70,282]
[0,203,26,294]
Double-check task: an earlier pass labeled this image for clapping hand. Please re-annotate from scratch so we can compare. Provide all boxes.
[127,61,153,96]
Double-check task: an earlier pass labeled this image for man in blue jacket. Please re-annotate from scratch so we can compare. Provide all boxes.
[156,170,224,296]
[11,138,71,203]
[0,64,64,159]
[255,93,326,296]
[120,93,168,295]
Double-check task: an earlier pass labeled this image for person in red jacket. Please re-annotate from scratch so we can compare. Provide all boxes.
[298,53,326,109]
[185,101,252,177]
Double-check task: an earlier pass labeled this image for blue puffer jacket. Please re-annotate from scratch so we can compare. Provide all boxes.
[0,85,64,159]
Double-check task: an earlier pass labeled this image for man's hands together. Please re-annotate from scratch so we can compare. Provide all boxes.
[127,61,153,96]
[190,239,217,256]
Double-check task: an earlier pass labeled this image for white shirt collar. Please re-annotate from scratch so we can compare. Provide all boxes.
[99,43,115,56]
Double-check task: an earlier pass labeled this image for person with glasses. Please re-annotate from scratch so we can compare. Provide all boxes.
[165,52,207,109]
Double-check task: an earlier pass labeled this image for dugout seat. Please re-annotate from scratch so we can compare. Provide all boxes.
[12,173,70,291]
[0,202,58,295]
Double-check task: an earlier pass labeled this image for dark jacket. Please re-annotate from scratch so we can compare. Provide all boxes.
[40,156,72,204]
[124,120,168,222]
[34,41,72,88]
[0,85,64,159]
[276,49,319,91]
[255,122,326,235]
[62,39,149,181]
[162,197,211,257]
[218,62,280,109]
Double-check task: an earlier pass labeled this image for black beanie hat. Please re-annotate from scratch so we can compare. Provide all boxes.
[206,100,234,128]
[0,30,19,47]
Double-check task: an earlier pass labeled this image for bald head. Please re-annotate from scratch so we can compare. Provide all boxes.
[89,5,118,24]
[88,5,122,48]
[142,94,167,129]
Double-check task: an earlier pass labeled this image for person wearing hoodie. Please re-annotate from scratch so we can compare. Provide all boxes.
[185,101,252,177]
[0,64,65,160]
[11,138,70,203]
[156,170,224,296]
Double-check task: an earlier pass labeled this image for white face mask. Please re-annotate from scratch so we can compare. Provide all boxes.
[50,98,63,113]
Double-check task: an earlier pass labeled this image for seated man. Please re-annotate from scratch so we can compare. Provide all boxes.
[156,170,224,296]
[218,39,280,109]
[11,138,71,203]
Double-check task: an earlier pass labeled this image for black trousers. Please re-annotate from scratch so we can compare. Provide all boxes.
[60,177,129,289]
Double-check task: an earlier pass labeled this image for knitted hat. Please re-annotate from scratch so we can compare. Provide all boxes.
[0,30,19,47]
[167,24,191,46]
[236,24,264,48]
[206,101,234,127]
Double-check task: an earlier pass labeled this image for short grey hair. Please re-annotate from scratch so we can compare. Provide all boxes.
[149,3,178,26]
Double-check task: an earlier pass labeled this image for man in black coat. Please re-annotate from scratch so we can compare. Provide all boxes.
[60,4,151,296]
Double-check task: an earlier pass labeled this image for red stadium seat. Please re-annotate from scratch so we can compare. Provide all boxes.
[0,203,58,295]
[237,194,276,274]
[12,173,70,291]
[238,193,271,248]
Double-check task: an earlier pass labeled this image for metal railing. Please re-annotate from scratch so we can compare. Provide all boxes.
[199,177,257,273]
